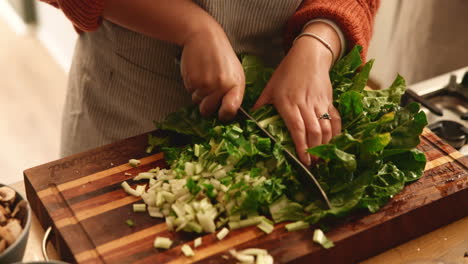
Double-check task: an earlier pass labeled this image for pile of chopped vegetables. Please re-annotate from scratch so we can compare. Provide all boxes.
[122,46,427,253]
[0,186,27,254]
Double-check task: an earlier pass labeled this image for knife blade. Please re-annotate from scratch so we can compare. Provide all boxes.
[239,107,332,209]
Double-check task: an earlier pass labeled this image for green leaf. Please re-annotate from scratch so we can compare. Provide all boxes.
[388,103,428,149]
[307,145,356,172]
[269,196,305,223]
[384,149,426,182]
[202,183,216,198]
[330,45,363,84]
[161,147,183,165]
[241,55,274,109]
[350,59,374,92]
[242,54,264,84]
[338,91,364,126]
[364,74,406,105]
[361,133,391,153]
[146,134,170,153]
[157,105,215,139]
[360,163,406,212]
[187,178,201,195]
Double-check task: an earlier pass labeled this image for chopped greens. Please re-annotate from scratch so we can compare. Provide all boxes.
[133,204,146,212]
[285,220,310,232]
[257,218,274,234]
[129,159,141,167]
[181,244,195,257]
[125,219,134,227]
[153,237,173,249]
[124,47,427,244]
[121,181,141,197]
[194,237,202,248]
[216,227,230,240]
[230,248,274,264]
[313,229,335,249]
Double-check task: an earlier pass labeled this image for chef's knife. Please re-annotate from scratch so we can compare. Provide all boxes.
[239,107,332,209]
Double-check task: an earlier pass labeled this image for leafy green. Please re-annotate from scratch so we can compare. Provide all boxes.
[151,46,427,228]
[146,134,170,153]
[156,105,216,140]
[269,196,305,223]
[302,46,427,221]
[241,55,274,109]
[125,219,135,227]
[187,177,201,195]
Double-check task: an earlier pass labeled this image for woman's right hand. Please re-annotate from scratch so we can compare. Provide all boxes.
[180,25,245,121]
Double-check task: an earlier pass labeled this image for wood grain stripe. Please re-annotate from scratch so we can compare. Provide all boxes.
[37,153,163,198]
[165,230,268,264]
[75,223,168,262]
[55,195,140,228]
[425,152,464,171]
[164,224,286,264]
[74,249,101,264]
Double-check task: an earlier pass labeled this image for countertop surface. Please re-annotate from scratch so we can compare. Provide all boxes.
[12,179,468,264]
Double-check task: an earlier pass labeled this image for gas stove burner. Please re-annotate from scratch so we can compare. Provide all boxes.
[428,120,468,149]
[405,67,468,155]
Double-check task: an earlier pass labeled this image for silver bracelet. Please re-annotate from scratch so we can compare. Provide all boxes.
[293,32,335,69]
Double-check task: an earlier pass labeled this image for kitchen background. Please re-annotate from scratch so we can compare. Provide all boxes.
[1,0,466,185]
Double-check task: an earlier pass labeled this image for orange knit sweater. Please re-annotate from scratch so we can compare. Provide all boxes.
[40,0,379,57]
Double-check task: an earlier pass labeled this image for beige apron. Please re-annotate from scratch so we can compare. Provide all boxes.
[61,0,303,157]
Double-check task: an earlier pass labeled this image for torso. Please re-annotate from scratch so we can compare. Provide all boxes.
[60,0,303,156]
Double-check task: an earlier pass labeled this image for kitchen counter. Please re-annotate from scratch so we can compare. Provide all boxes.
[12,179,468,264]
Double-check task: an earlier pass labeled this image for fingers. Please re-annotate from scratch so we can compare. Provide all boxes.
[276,103,311,166]
[328,105,342,137]
[219,84,244,121]
[199,91,223,117]
[191,90,204,104]
[299,104,322,150]
[194,82,244,120]
[316,109,333,144]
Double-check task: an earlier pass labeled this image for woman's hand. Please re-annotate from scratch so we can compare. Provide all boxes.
[104,0,244,120]
[254,23,342,166]
[180,25,245,121]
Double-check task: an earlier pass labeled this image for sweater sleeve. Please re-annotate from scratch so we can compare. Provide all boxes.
[285,0,380,59]
[39,0,104,32]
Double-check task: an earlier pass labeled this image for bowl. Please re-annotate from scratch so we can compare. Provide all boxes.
[0,183,32,263]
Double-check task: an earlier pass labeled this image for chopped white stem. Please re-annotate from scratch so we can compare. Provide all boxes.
[194,237,202,248]
[135,185,146,195]
[133,203,146,212]
[181,244,195,257]
[285,221,309,232]
[148,206,163,218]
[229,250,254,263]
[239,248,268,256]
[153,237,173,249]
[313,229,335,249]
[216,227,230,240]
[263,254,274,264]
[129,159,141,167]
[257,219,274,234]
[121,181,141,197]
[134,172,157,181]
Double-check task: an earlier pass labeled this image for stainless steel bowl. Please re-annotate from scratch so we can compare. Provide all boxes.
[0,183,32,263]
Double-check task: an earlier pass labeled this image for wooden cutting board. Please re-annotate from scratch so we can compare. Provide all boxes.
[23,129,468,264]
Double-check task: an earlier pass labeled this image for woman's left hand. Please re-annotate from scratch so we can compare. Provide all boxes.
[254,28,342,166]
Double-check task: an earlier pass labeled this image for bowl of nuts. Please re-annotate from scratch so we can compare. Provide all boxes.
[0,184,31,263]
